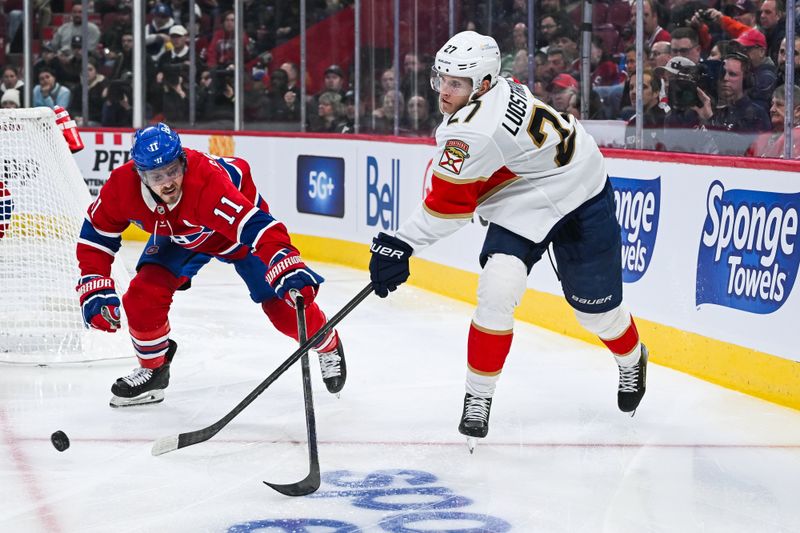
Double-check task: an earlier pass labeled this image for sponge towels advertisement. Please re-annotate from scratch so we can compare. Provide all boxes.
[696,181,799,314]
[72,132,799,362]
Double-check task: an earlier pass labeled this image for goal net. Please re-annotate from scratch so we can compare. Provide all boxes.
[0,108,130,363]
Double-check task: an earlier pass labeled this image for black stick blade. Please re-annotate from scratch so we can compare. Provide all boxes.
[264,468,321,496]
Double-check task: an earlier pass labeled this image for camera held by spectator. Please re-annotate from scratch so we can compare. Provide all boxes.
[162,64,184,89]
[212,67,235,95]
[657,57,702,110]
[694,9,717,25]
[105,80,131,105]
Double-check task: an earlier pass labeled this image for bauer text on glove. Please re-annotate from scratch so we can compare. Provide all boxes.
[369,232,413,298]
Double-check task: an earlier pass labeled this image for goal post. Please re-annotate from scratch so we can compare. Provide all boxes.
[0,108,130,363]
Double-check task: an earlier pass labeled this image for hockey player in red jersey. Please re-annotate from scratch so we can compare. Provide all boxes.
[369,31,648,449]
[76,123,346,407]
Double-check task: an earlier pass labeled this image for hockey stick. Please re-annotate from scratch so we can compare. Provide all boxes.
[264,294,320,496]
[151,283,372,456]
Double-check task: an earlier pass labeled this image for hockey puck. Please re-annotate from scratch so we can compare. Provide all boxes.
[51,430,70,452]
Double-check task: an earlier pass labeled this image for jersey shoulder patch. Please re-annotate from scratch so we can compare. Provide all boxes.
[437,138,472,175]
[433,127,502,183]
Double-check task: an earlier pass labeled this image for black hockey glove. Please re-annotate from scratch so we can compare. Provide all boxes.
[369,232,414,298]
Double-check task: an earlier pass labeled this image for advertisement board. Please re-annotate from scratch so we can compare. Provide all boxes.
[74,131,799,366]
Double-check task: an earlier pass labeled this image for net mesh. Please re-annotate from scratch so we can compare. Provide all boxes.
[0,108,130,363]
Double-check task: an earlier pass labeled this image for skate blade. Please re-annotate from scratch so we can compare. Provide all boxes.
[466,437,477,454]
[109,389,165,408]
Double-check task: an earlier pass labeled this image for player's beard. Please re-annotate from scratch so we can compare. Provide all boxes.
[158,184,181,205]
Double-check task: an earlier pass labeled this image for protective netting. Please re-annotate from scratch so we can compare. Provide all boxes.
[0,108,130,363]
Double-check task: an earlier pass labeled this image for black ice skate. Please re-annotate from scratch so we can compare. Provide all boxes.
[317,338,346,395]
[458,393,493,453]
[110,340,178,408]
[617,344,648,416]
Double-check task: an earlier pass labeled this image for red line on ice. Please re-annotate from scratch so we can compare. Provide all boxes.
[12,435,800,449]
[0,408,63,533]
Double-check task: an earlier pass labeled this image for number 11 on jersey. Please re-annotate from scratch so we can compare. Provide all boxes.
[213,196,245,225]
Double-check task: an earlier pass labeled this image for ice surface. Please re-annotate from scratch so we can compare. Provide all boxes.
[1,243,799,532]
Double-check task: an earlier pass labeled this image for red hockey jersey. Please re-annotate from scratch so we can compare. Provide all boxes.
[77,148,295,276]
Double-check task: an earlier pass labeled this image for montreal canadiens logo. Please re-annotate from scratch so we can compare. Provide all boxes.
[438,139,470,174]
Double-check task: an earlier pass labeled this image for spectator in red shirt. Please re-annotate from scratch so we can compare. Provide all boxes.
[643,0,671,49]
[207,11,251,69]
[703,0,784,65]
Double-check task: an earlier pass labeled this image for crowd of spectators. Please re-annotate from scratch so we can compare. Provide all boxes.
[513,0,800,156]
[2,0,800,156]
[0,0,314,126]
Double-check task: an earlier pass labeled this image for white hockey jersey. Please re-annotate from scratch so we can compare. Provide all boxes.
[396,77,607,251]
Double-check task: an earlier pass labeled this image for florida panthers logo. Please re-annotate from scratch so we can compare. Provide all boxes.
[438,139,470,174]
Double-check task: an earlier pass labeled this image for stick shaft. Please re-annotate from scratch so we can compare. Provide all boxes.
[264,295,321,495]
[173,284,372,450]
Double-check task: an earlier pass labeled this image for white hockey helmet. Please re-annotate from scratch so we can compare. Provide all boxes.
[431,31,501,97]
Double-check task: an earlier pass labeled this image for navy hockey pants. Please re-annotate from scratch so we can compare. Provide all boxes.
[136,235,279,304]
[479,179,622,314]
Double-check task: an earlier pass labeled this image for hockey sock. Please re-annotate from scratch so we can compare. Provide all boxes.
[130,322,172,369]
[261,298,338,353]
[466,322,513,397]
[122,265,182,369]
[466,371,501,398]
[601,317,641,367]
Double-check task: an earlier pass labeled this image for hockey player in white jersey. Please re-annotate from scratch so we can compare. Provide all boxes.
[369,31,649,450]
